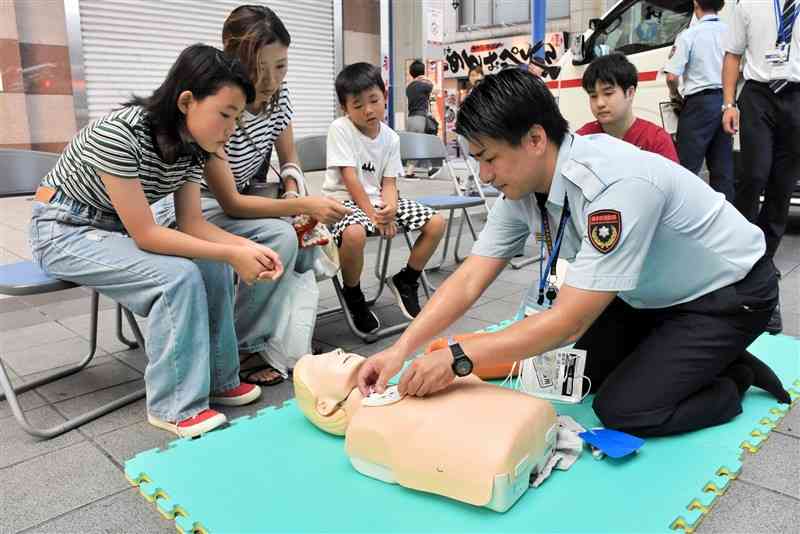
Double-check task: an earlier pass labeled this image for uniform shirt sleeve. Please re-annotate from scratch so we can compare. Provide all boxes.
[83,119,141,179]
[471,196,532,259]
[566,178,666,292]
[664,31,690,76]
[326,120,357,169]
[651,128,680,163]
[384,134,404,178]
[724,3,748,55]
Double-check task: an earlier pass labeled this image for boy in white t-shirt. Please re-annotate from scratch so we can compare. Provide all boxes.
[324,62,445,334]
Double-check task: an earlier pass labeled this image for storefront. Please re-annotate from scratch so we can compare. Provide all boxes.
[68,0,339,139]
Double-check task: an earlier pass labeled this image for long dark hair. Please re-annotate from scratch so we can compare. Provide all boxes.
[126,44,255,163]
[223,4,291,113]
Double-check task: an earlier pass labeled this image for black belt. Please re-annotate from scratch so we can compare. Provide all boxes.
[685,88,722,98]
[747,80,800,92]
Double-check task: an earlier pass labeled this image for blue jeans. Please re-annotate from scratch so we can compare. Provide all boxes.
[29,192,240,421]
[152,195,317,373]
[676,90,734,202]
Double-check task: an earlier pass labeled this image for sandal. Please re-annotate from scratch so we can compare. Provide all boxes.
[239,363,285,387]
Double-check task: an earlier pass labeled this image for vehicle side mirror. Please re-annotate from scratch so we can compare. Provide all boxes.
[589,18,602,31]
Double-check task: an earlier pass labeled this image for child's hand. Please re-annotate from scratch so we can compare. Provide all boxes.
[375,203,396,225]
[377,221,397,238]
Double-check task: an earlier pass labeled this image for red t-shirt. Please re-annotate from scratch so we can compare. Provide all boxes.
[576,118,679,163]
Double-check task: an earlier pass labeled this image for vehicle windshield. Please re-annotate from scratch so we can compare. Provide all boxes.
[592,0,692,57]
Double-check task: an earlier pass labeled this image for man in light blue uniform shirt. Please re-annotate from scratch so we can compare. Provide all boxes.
[357,69,789,437]
[665,0,733,200]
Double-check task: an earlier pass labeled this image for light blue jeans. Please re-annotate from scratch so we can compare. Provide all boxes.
[152,195,317,373]
[29,192,240,422]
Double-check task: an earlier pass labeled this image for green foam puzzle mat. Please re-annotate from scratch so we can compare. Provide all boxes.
[125,334,799,533]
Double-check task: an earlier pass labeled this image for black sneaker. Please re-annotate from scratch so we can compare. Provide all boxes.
[389,273,421,320]
[343,287,380,334]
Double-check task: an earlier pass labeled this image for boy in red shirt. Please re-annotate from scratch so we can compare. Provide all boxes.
[577,53,679,163]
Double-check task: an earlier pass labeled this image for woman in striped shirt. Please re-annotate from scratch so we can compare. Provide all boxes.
[29,44,279,438]
[156,5,350,387]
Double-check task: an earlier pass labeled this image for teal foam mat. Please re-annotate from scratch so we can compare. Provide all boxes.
[125,334,799,534]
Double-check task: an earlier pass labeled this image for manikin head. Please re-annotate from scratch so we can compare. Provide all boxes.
[293,350,367,436]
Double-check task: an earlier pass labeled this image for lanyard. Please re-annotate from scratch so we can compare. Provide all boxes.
[536,194,570,307]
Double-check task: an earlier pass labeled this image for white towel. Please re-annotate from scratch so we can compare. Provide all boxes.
[531,415,585,488]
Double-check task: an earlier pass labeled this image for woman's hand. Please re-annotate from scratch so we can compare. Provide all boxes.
[301,196,351,225]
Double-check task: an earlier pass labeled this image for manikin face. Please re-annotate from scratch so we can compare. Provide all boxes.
[252,41,289,110]
[180,84,246,153]
[296,350,366,416]
[343,86,386,138]
[467,126,550,200]
[586,81,635,127]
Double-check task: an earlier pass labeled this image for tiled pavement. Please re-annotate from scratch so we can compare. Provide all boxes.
[0,173,798,533]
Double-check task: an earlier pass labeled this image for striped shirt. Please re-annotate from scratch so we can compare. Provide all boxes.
[212,82,293,192]
[42,106,205,213]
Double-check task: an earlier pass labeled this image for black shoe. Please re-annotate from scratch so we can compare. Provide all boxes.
[342,287,380,334]
[389,273,421,320]
[766,304,782,335]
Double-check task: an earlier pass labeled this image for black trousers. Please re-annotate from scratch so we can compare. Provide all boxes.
[574,255,778,437]
[735,81,800,259]
[676,90,734,201]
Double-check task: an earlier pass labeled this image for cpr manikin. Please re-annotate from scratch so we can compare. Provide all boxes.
[293,349,558,512]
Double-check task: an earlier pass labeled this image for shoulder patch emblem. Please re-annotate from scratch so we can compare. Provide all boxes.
[588,210,621,254]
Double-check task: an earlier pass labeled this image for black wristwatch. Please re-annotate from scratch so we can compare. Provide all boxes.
[448,336,474,377]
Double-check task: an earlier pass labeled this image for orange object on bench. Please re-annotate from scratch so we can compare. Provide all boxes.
[426,332,520,380]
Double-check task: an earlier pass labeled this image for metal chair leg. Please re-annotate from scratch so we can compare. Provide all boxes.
[0,291,146,439]
[116,303,139,348]
[453,208,480,264]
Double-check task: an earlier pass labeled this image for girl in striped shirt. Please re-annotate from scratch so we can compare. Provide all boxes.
[30,44,280,437]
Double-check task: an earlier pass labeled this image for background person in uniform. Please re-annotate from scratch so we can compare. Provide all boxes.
[665,0,734,201]
[577,53,679,163]
[722,0,800,335]
[357,69,790,437]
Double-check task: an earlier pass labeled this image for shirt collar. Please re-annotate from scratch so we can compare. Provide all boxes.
[545,132,575,207]
[698,14,719,22]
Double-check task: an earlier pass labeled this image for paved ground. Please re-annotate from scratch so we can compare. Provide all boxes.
[0,170,798,533]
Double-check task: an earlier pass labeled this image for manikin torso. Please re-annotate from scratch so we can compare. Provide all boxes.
[346,375,558,511]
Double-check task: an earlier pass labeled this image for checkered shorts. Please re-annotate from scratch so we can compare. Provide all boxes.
[330,198,436,246]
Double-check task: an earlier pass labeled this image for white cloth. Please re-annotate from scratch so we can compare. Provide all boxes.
[531,415,585,488]
[323,117,404,203]
[725,0,800,83]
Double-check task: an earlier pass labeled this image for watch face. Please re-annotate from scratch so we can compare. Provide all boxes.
[454,357,473,377]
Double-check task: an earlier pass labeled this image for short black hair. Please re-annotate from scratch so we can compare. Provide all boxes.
[455,68,568,147]
[409,60,425,78]
[696,0,724,11]
[335,62,385,106]
[581,53,638,93]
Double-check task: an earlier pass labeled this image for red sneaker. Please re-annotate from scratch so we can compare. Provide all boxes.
[147,409,227,438]
[210,383,262,406]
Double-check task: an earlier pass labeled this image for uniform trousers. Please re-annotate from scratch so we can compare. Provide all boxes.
[676,89,734,201]
[735,81,800,259]
[574,254,778,437]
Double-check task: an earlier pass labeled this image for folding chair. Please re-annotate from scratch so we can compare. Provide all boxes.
[295,135,431,343]
[398,132,485,269]
[0,149,146,439]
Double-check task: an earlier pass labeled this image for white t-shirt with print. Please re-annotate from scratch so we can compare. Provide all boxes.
[323,117,404,202]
